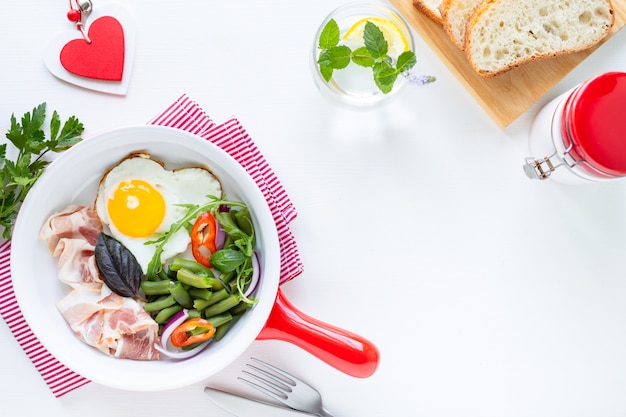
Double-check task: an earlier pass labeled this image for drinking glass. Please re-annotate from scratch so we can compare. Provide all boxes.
[311,1,415,109]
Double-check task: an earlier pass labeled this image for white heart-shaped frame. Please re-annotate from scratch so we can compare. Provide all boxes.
[44,3,136,95]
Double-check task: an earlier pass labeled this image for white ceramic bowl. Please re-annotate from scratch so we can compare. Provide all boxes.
[10,126,280,391]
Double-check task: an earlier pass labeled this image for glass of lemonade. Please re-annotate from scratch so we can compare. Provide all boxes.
[311,1,415,108]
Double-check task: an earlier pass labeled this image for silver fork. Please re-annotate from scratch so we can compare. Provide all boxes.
[238,357,335,417]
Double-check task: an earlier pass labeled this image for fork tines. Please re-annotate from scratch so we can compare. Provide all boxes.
[238,357,296,402]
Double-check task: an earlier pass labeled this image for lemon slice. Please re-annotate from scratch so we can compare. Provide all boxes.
[343,17,409,58]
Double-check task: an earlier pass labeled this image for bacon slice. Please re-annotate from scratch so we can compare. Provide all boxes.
[56,286,160,360]
[40,204,102,250]
[42,205,160,360]
[40,205,103,288]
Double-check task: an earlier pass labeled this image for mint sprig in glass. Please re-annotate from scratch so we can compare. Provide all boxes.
[311,2,434,108]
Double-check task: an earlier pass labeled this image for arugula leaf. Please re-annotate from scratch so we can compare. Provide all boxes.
[0,103,84,239]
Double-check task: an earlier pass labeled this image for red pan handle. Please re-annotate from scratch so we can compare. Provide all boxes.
[256,287,380,378]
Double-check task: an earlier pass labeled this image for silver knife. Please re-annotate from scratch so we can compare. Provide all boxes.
[204,387,315,417]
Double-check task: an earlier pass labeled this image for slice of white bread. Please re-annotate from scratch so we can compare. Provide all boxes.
[413,0,443,24]
[440,0,483,50]
[465,0,615,77]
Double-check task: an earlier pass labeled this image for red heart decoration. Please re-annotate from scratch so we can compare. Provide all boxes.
[60,16,125,81]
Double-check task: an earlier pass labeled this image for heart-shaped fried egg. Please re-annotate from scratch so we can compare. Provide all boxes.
[94,153,222,272]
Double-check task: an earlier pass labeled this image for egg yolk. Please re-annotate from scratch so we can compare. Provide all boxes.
[107,180,166,237]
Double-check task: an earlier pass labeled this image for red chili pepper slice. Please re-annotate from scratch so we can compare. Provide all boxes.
[170,317,215,348]
[191,212,217,268]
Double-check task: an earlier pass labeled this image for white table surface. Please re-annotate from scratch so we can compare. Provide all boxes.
[2,1,626,416]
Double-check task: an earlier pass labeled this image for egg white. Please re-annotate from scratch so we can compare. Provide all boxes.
[94,154,222,273]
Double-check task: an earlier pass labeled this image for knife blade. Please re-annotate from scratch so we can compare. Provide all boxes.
[204,387,315,417]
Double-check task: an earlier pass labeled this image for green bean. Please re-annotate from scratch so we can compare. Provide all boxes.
[202,295,241,317]
[228,301,251,316]
[176,268,212,288]
[168,281,193,309]
[214,318,238,342]
[186,309,202,319]
[189,288,212,301]
[206,277,225,290]
[189,325,211,336]
[205,312,233,328]
[157,270,171,281]
[144,295,176,312]
[219,270,236,284]
[193,288,229,310]
[170,257,213,276]
[141,280,173,295]
[154,304,183,324]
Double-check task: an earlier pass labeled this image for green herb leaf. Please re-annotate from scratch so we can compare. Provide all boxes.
[46,110,83,152]
[351,46,376,67]
[318,19,340,49]
[319,64,334,82]
[326,45,352,70]
[0,103,83,239]
[210,249,246,273]
[363,21,388,59]
[95,232,144,297]
[396,51,417,73]
[373,62,398,94]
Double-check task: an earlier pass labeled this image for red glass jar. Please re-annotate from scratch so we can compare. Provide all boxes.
[525,72,626,183]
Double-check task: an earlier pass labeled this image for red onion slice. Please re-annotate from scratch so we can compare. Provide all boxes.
[215,221,226,250]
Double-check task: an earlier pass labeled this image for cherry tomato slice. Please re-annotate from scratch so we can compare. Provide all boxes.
[191,212,217,268]
[170,317,215,348]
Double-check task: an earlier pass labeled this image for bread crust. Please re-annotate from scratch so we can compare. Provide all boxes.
[465,0,615,77]
[413,0,443,24]
[440,0,483,50]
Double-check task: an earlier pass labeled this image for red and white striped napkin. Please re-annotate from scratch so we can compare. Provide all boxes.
[0,94,303,397]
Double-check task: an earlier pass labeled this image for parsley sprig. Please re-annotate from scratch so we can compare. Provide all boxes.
[317,19,417,94]
[0,103,84,239]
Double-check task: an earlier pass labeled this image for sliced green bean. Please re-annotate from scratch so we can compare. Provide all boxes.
[141,279,173,295]
[189,325,211,336]
[154,304,183,324]
[214,318,238,342]
[202,295,241,317]
[170,257,213,276]
[205,312,233,328]
[228,301,251,316]
[206,277,225,290]
[194,288,229,310]
[219,270,236,284]
[186,309,202,319]
[144,295,176,312]
[168,281,193,309]
[157,270,171,281]
[177,268,212,288]
[189,288,213,301]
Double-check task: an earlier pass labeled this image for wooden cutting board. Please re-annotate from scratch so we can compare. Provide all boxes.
[390,0,626,127]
